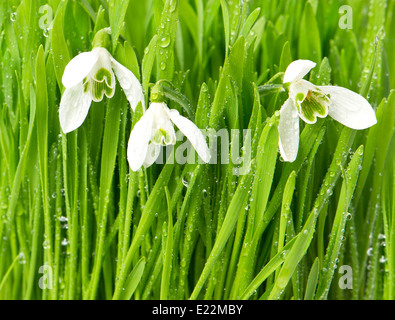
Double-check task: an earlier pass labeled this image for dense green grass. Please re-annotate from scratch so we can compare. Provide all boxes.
[0,0,394,300]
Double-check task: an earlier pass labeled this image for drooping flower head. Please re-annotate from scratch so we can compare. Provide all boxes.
[127,83,211,171]
[278,60,377,162]
[59,28,145,133]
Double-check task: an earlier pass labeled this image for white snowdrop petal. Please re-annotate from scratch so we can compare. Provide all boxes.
[283,60,316,83]
[143,143,161,168]
[288,79,311,101]
[147,102,175,145]
[92,48,116,89]
[59,83,92,133]
[110,57,145,111]
[62,51,99,89]
[167,109,211,163]
[127,112,154,171]
[319,86,377,130]
[278,98,300,162]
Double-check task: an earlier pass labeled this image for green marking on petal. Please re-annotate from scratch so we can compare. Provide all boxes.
[94,68,113,87]
[89,69,115,102]
[91,80,105,102]
[153,128,174,146]
[83,78,90,94]
[296,89,330,124]
[295,92,305,102]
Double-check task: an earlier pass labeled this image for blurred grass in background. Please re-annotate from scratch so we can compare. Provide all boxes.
[0,0,394,300]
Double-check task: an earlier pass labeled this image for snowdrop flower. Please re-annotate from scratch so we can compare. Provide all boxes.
[278,59,377,162]
[127,84,211,171]
[59,29,144,133]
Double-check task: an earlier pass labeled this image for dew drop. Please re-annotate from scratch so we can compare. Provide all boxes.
[169,0,177,12]
[43,28,50,38]
[159,36,171,48]
[160,62,167,70]
[43,240,49,250]
[357,148,364,156]
[18,252,26,264]
[378,234,386,240]
[182,176,190,187]
[59,216,68,223]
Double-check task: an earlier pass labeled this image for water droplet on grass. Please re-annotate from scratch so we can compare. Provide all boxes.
[18,252,26,264]
[182,172,193,187]
[59,216,68,222]
[169,0,177,12]
[159,36,170,48]
[43,240,49,249]
[43,28,50,38]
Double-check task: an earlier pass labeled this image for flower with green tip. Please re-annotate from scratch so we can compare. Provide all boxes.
[278,59,377,162]
[59,31,144,133]
[127,84,211,171]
